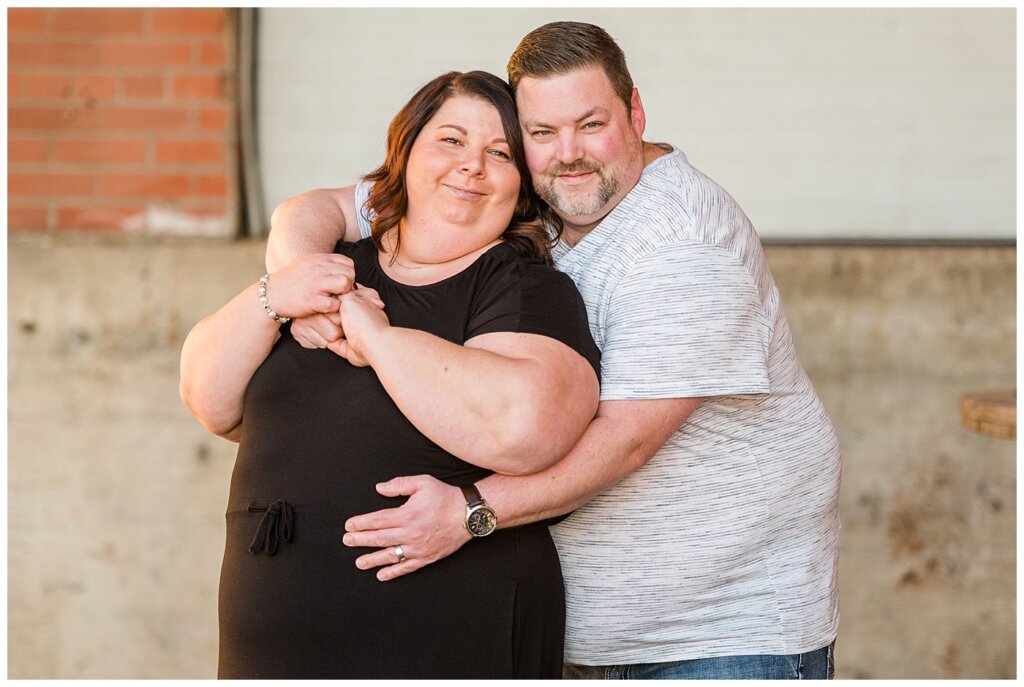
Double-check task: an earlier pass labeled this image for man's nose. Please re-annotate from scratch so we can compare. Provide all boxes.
[556,134,583,165]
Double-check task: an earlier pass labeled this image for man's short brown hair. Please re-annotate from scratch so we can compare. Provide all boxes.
[507,21,634,116]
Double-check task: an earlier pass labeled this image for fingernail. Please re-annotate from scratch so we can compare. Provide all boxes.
[342,534,352,546]
[377,572,388,582]
[355,560,366,570]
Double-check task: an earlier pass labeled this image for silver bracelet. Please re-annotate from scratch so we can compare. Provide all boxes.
[257,273,290,324]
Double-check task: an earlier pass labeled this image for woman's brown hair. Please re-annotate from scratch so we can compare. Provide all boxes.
[363,70,561,263]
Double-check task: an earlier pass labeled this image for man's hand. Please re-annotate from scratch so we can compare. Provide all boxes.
[341,475,472,581]
[268,253,355,319]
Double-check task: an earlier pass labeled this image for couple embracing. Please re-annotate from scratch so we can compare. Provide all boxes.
[181,21,840,680]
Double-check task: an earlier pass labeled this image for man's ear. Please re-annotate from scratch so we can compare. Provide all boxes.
[629,87,646,137]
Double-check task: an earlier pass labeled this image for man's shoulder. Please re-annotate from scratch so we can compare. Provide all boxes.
[611,146,755,249]
[637,146,739,211]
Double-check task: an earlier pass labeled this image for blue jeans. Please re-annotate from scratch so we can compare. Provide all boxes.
[563,642,835,680]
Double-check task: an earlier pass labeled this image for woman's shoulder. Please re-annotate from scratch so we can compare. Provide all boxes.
[467,243,599,376]
[333,236,376,257]
[335,237,386,274]
[476,243,567,284]
[469,244,585,316]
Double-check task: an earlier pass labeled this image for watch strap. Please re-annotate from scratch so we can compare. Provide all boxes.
[460,483,484,508]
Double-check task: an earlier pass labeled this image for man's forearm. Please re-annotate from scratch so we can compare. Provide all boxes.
[476,413,647,528]
[476,397,702,527]
[266,189,351,272]
[339,397,700,581]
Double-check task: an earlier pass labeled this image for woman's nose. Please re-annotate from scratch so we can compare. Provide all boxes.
[459,148,485,176]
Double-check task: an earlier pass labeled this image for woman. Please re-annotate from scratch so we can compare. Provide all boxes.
[179,71,600,679]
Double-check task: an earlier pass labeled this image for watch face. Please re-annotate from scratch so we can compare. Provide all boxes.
[467,506,497,537]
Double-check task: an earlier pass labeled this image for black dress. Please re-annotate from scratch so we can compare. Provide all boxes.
[218,240,600,679]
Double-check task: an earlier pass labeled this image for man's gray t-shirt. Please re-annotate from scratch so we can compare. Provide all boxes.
[549,147,841,664]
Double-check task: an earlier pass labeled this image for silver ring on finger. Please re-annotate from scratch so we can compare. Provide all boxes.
[393,545,406,563]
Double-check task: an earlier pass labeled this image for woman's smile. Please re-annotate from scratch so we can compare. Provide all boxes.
[442,182,487,199]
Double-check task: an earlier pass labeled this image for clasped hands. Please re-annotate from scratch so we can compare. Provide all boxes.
[269,253,386,367]
[272,255,471,580]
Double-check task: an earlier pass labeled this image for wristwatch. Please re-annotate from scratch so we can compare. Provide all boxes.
[461,484,497,537]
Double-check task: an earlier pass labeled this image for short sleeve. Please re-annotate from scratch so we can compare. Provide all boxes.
[332,239,357,257]
[600,242,770,400]
[354,181,374,240]
[466,258,601,379]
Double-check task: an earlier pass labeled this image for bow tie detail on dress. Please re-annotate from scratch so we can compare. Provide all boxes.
[248,500,294,555]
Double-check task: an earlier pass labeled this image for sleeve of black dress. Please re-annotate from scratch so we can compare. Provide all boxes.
[465,258,600,379]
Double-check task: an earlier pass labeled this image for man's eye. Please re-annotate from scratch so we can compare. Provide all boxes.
[531,130,553,138]
[583,121,603,130]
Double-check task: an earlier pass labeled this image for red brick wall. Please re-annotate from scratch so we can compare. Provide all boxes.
[8,8,238,235]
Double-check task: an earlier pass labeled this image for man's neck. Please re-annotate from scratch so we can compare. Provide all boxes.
[561,219,600,247]
[643,140,671,165]
[559,142,670,248]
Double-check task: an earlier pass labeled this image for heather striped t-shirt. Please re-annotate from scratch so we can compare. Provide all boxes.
[548,147,841,665]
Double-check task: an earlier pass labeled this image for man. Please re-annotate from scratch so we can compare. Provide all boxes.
[267,21,840,680]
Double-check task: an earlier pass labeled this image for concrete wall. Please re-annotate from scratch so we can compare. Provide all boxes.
[7,234,1015,678]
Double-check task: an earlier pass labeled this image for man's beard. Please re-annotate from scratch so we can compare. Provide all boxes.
[535,161,621,217]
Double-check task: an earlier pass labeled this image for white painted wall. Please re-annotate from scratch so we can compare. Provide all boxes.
[257,8,1015,240]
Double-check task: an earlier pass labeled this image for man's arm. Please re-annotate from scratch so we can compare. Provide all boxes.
[342,395,700,580]
[481,396,701,524]
[266,185,364,348]
[266,185,361,273]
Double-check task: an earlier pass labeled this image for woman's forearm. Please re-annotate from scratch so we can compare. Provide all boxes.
[182,253,361,438]
[363,327,598,475]
[180,283,282,438]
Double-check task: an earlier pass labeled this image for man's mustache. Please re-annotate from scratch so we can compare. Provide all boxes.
[547,160,602,176]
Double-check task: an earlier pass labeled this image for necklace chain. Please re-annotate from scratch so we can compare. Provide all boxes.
[392,258,427,270]
[385,228,429,270]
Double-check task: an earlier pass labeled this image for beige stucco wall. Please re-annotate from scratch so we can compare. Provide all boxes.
[7,234,1015,678]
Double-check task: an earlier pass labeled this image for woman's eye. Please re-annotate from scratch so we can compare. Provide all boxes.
[489,149,511,160]
[442,137,462,145]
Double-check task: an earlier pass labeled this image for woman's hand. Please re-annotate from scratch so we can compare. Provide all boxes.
[265,253,357,319]
[291,312,344,349]
[327,287,389,367]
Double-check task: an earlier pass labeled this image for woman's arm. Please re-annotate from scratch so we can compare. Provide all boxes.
[266,185,362,273]
[179,283,286,439]
[330,290,599,475]
[180,253,369,440]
